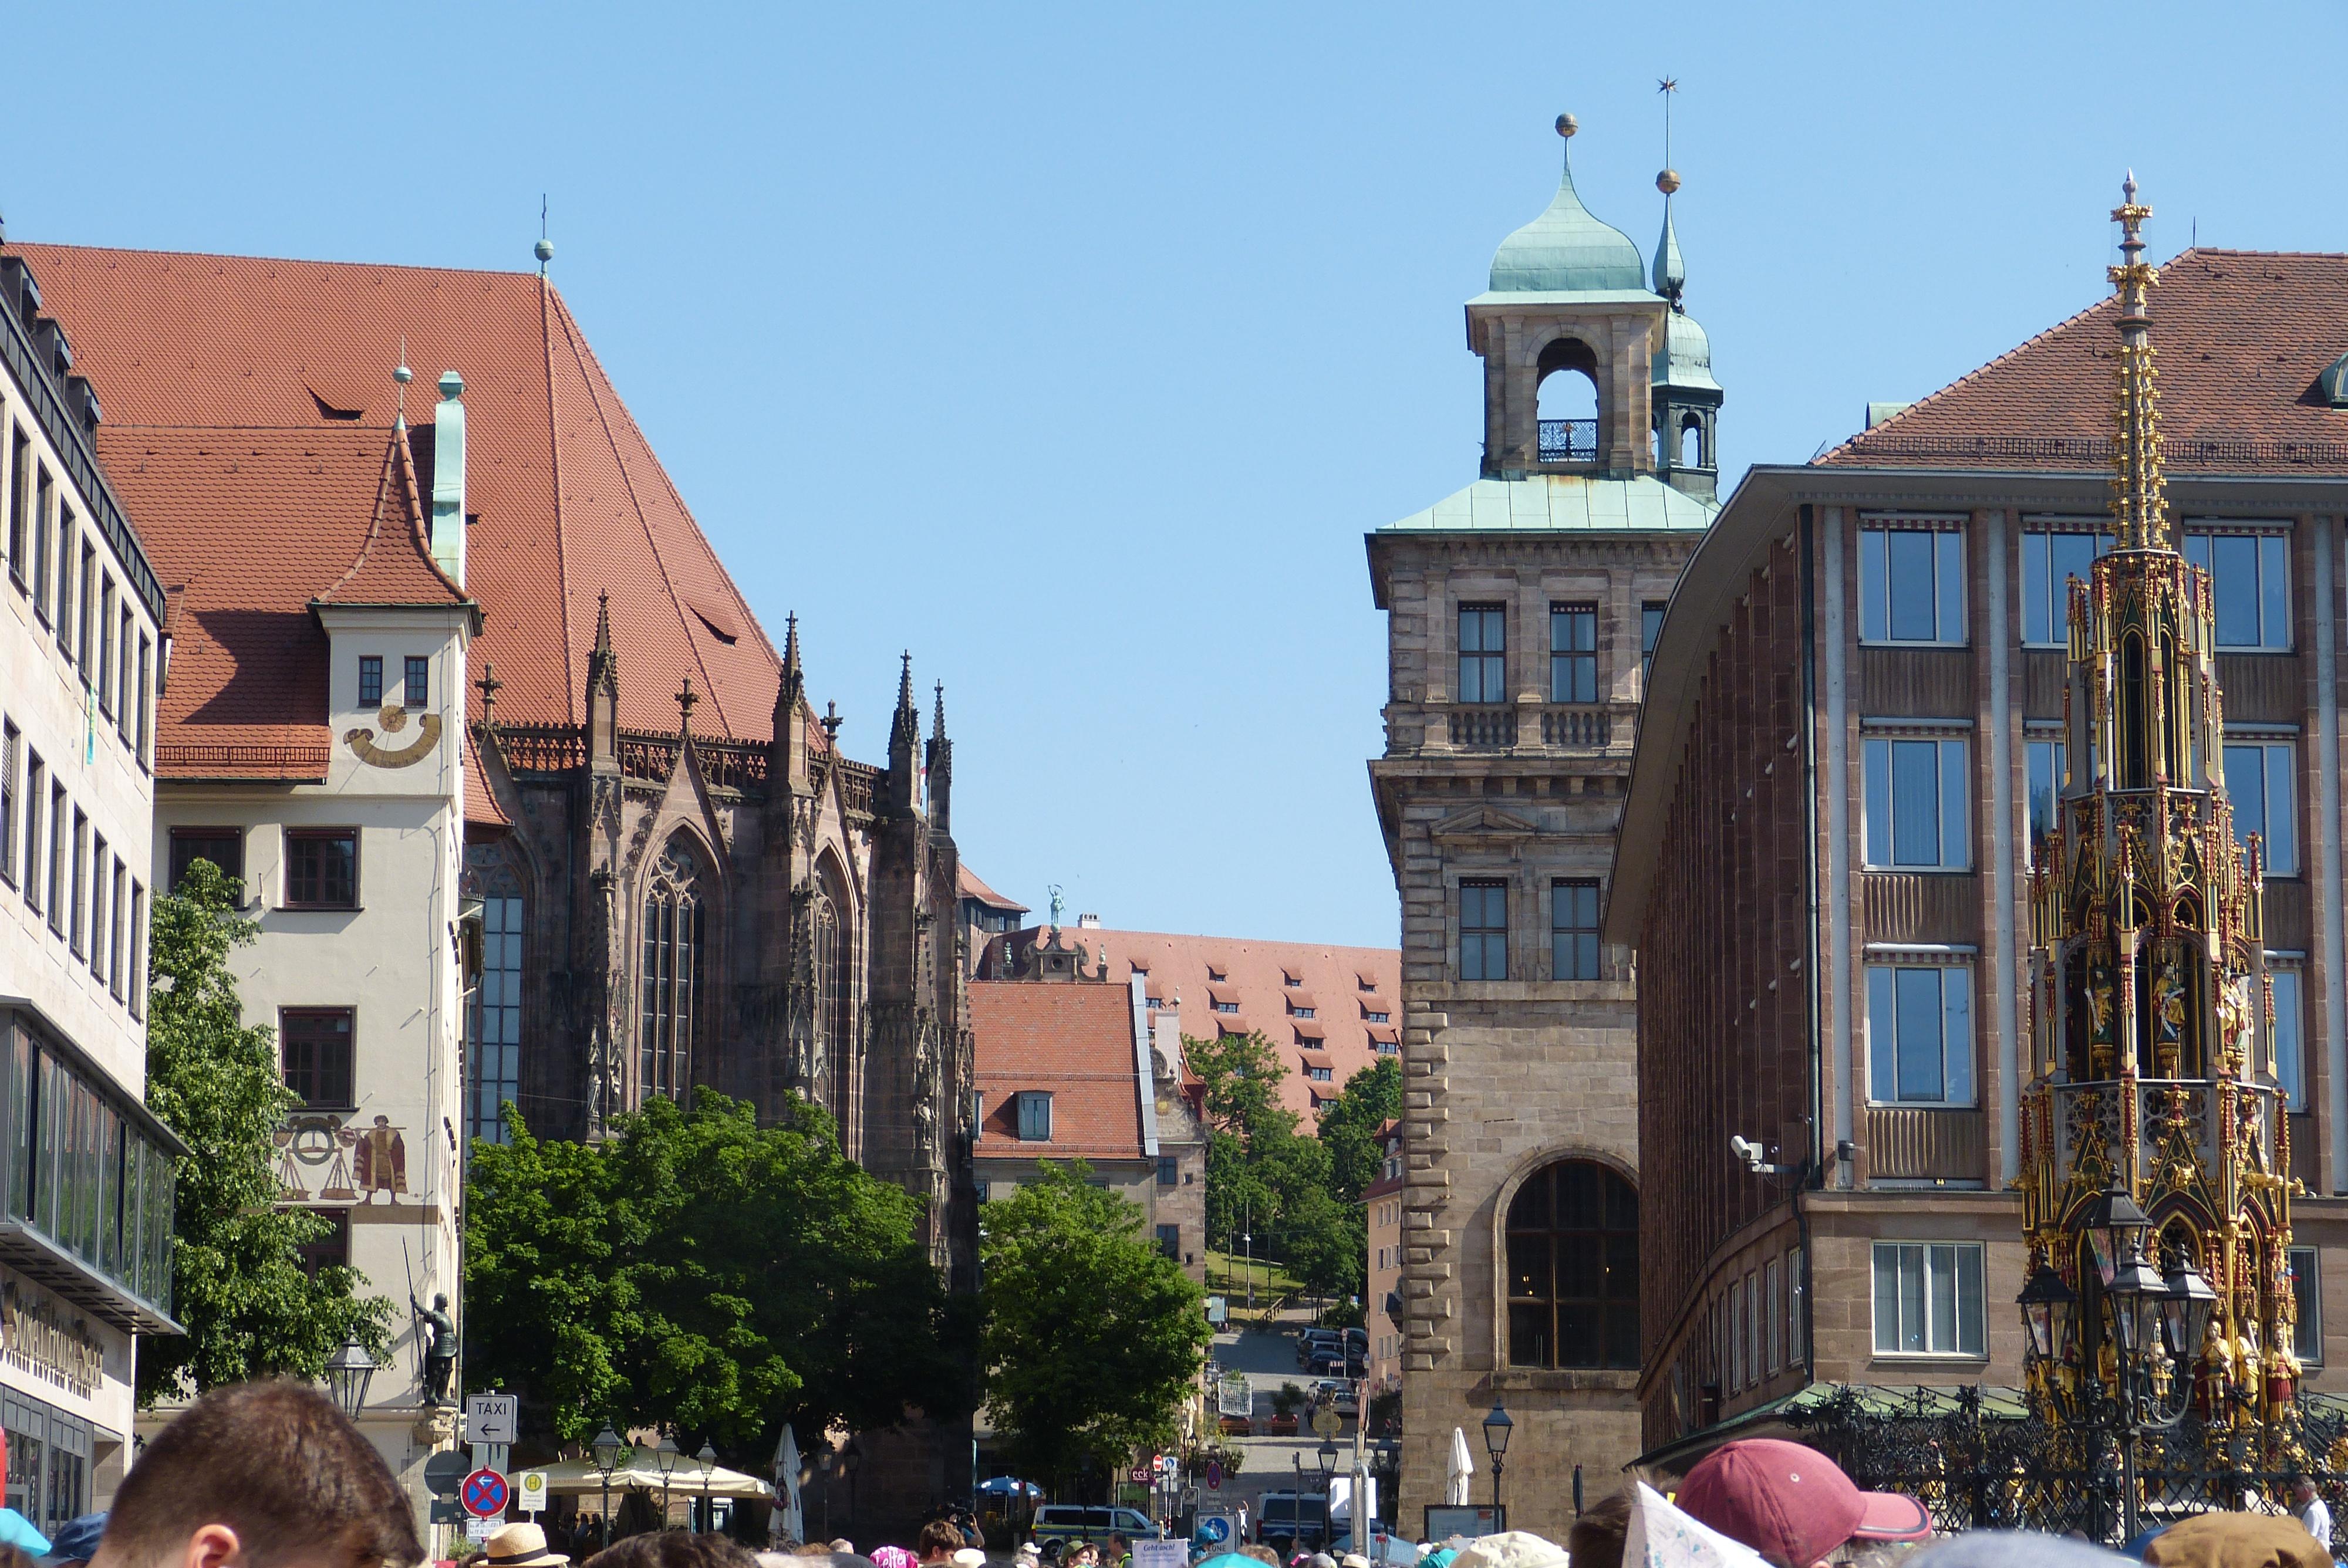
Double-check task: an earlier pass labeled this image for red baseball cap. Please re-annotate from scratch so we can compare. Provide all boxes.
[1675,1439,1931,1567]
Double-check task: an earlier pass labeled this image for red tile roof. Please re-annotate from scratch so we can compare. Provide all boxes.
[465,725,511,830]
[13,244,785,741]
[1821,250,2348,474]
[984,927,1401,1120]
[969,982,1145,1163]
[100,424,460,779]
[956,863,1028,914]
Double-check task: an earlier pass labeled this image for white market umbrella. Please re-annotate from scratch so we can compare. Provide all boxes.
[1445,1428,1474,1508]
[774,1425,805,1543]
[519,1456,778,1500]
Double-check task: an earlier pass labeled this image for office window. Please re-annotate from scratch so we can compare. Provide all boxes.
[279,1009,355,1109]
[1156,1224,1180,1262]
[2290,1247,2322,1364]
[357,657,382,708]
[1458,603,1507,703]
[96,579,116,717]
[68,813,87,955]
[1862,736,1969,871]
[1872,1242,1985,1356]
[168,829,245,900]
[1787,1246,1805,1363]
[1551,879,1601,981]
[135,636,151,764]
[1016,1091,1054,1142]
[1858,524,1965,644]
[2225,742,2298,876]
[87,836,106,978]
[2026,739,2066,867]
[466,856,527,1147]
[1642,601,1666,685]
[2020,527,2110,646]
[2273,969,2307,1112]
[30,468,54,624]
[1548,603,1597,704]
[404,655,430,708]
[48,795,68,938]
[2181,529,2290,651]
[1765,1256,1783,1374]
[1867,964,1975,1106]
[284,829,359,909]
[114,607,131,742]
[1157,1154,1178,1187]
[0,723,15,888]
[294,1209,352,1279]
[4,427,22,581]
[22,756,43,917]
[106,860,124,1000]
[1459,880,1508,981]
[1505,1159,1639,1370]
[73,539,93,683]
[126,884,145,1020]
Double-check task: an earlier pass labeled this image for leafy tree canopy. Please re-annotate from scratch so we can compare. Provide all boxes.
[139,860,390,1405]
[1318,1056,1402,1205]
[465,1090,970,1449]
[979,1161,1211,1487]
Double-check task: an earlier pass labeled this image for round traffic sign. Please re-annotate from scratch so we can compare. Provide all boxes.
[1205,1461,1223,1488]
[424,1450,472,1497]
[1199,1518,1230,1543]
[463,1468,510,1519]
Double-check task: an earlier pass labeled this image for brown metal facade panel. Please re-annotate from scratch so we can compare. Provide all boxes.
[1864,1106,1987,1183]
[1857,647,1976,718]
[2266,879,2313,949]
[2217,653,2305,722]
[1859,873,1986,947]
[2022,650,2067,719]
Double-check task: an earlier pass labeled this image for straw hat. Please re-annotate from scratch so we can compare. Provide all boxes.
[482,1523,571,1568]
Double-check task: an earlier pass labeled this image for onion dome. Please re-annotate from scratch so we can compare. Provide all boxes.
[1486,114,1650,295]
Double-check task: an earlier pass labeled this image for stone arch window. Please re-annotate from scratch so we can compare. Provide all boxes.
[1505,1158,1639,1369]
[1680,411,1706,468]
[464,846,526,1147]
[1534,336,1601,464]
[640,834,710,1101]
[817,853,858,1111]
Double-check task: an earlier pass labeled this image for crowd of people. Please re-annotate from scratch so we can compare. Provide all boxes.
[19,1383,2346,1568]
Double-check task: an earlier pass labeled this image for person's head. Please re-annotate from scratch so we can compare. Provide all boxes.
[2295,1475,2320,1503]
[1309,1555,1335,1568]
[43,1516,109,1568]
[1675,1440,1931,1568]
[1241,1550,1280,1568]
[582,1535,758,1568]
[1567,1485,1636,1568]
[916,1525,963,1563]
[1106,1538,1129,1558]
[91,1380,420,1568]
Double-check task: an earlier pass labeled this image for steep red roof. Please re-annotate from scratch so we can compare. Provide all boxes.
[13,243,784,740]
[970,982,1145,1163]
[956,863,1028,914]
[100,425,448,779]
[983,927,1401,1120]
[1823,250,2348,474]
[313,428,466,607]
[465,726,512,830]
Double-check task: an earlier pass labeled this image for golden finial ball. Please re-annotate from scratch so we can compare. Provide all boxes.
[1657,169,1681,194]
[1556,113,1578,138]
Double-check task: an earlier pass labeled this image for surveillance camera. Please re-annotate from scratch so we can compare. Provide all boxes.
[1729,1134,1757,1164]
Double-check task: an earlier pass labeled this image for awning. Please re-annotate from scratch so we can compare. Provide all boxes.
[518,1457,776,1500]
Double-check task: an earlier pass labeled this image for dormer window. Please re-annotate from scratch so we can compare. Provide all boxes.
[1016,1091,1053,1142]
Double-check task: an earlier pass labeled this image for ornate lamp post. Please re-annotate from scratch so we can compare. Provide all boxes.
[592,1422,632,1547]
[696,1441,718,1532]
[1480,1402,1512,1518]
[322,1334,377,1421]
[656,1434,682,1529]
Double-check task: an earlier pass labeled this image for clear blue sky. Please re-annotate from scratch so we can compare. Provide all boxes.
[6,4,2341,947]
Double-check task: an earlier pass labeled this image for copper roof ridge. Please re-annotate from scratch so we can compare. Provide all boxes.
[14,237,545,283]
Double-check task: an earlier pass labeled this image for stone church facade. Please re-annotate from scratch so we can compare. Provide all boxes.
[1363,116,1720,1536]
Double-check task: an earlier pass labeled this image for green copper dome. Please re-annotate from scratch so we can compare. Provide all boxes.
[1654,307,1719,393]
[1487,140,1649,295]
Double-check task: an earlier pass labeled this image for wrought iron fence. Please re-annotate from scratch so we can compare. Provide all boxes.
[1788,1384,2348,1543]
[1538,418,1598,463]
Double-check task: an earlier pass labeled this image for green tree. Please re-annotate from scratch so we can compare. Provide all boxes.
[465,1090,970,1447]
[139,860,389,1405]
[1317,1057,1402,1204]
[979,1161,1211,1488]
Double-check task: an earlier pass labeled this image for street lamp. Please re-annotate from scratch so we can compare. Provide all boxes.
[696,1441,718,1533]
[656,1434,682,1529]
[1481,1401,1513,1517]
[1318,1439,1339,1549]
[322,1334,377,1420]
[592,1422,631,1547]
[2161,1252,2217,1361]
[2018,1263,2079,1364]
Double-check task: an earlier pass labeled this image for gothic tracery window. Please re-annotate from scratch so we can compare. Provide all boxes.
[640,836,709,1101]
[464,849,525,1147]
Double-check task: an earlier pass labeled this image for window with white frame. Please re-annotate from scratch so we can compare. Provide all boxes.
[1786,1246,1804,1363]
[1867,963,1975,1106]
[2290,1246,2322,1364]
[2180,528,2290,651]
[1873,1241,1985,1357]
[2026,738,2066,867]
[1863,735,1970,871]
[1765,1256,1782,1374]
[2020,526,2111,646]
[2272,968,2307,1113]
[1858,523,1965,644]
[2225,741,2298,876]
[1016,1090,1054,1141]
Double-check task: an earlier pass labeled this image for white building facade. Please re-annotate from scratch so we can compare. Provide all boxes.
[0,251,179,1530]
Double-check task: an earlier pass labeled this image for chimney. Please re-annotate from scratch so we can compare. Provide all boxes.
[431,371,467,586]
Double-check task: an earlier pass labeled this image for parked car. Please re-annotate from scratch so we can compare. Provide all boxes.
[1254,1492,1333,1550]
[1296,1329,1342,1366]
[1308,1350,1364,1378]
[1032,1506,1165,1552]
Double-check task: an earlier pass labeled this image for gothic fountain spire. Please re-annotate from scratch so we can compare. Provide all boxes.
[2109,172,2168,552]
